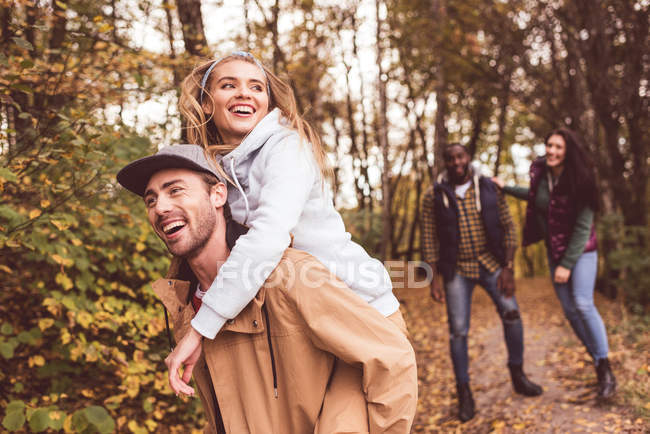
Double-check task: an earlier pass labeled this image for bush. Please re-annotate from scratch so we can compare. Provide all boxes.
[599,213,650,314]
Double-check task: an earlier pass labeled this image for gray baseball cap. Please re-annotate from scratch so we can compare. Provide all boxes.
[117,144,224,197]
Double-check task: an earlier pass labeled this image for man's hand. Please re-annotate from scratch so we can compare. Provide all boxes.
[553,266,571,284]
[165,327,203,397]
[497,267,516,297]
[430,278,444,303]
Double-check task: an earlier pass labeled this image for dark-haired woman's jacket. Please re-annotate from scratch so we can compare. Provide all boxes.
[522,158,597,264]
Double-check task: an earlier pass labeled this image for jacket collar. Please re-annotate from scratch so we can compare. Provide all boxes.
[435,166,482,212]
[154,256,266,335]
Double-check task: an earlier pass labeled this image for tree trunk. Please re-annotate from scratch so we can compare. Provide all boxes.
[375,0,392,260]
[343,61,366,208]
[352,12,374,210]
[433,79,448,175]
[493,74,511,176]
[163,0,180,87]
[174,0,207,56]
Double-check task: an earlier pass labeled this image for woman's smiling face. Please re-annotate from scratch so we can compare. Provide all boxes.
[545,133,567,170]
[204,59,270,145]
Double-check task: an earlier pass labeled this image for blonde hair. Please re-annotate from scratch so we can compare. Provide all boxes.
[179,53,332,181]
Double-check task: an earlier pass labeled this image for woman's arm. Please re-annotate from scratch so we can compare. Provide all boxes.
[191,137,318,339]
[491,177,529,200]
[502,185,530,200]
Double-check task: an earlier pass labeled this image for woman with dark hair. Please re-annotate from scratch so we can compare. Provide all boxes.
[492,128,616,399]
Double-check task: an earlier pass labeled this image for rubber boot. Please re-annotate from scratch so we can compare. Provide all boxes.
[596,358,617,399]
[456,382,475,422]
[508,363,543,396]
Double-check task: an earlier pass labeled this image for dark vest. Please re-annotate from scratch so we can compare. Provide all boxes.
[433,177,506,282]
[522,158,597,262]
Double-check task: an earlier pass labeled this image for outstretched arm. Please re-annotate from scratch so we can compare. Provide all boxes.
[491,177,530,200]
[191,138,317,339]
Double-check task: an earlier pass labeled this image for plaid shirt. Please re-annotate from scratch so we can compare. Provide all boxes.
[421,182,517,280]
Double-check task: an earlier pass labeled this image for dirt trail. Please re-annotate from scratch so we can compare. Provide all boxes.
[394,275,647,433]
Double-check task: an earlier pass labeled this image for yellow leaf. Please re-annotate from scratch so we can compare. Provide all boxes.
[81,389,94,398]
[98,23,114,33]
[52,254,65,265]
[128,420,148,434]
[144,420,157,431]
[63,415,75,433]
[0,264,12,274]
[89,213,104,227]
[30,355,45,367]
[55,272,73,290]
[513,423,525,430]
[38,318,55,331]
[61,328,71,345]
[40,199,51,208]
[85,345,98,362]
[6,239,20,248]
[492,420,505,429]
[29,209,41,219]
[93,15,103,22]
[77,311,92,329]
[71,238,82,246]
[51,219,71,231]
[125,376,141,398]
[23,176,32,185]
[135,242,146,252]
[50,411,62,420]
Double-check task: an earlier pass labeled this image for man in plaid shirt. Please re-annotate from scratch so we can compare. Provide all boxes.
[421,143,542,422]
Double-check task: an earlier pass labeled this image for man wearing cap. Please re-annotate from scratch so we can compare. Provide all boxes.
[117,144,417,433]
[420,143,542,422]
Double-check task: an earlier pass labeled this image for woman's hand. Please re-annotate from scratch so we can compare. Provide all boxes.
[553,265,571,284]
[165,327,203,397]
[491,177,505,189]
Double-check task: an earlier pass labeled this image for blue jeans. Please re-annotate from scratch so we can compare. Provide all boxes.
[549,250,609,361]
[444,266,524,385]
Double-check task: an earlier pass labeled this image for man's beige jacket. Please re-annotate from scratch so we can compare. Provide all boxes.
[152,248,418,433]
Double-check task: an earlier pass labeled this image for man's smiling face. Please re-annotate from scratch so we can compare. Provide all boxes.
[444,145,471,185]
[144,168,219,258]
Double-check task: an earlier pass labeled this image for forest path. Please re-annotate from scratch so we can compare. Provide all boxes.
[394,274,648,433]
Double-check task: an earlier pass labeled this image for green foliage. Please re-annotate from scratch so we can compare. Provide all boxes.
[340,207,384,258]
[599,214,650,313]
[2,400,26,431]
[0,0,203,431]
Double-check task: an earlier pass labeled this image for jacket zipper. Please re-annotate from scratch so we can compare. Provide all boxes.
[262,304,279,398]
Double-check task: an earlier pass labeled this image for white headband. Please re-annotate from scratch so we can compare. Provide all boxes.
[199,51,271,104]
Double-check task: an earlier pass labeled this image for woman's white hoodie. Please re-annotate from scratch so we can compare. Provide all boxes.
[191,109,399,339]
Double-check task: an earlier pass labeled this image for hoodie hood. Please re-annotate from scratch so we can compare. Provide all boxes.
[221,108,290,165]
[220,108,294,225]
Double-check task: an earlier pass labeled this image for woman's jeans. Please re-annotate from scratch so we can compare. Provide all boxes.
[444,266,524,385]
[549,250,609,361]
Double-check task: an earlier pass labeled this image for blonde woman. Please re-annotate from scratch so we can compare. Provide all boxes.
[163,51,413,420]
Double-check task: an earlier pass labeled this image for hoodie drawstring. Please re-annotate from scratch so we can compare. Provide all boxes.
[230,158,250,225]
[262,305,278,398]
